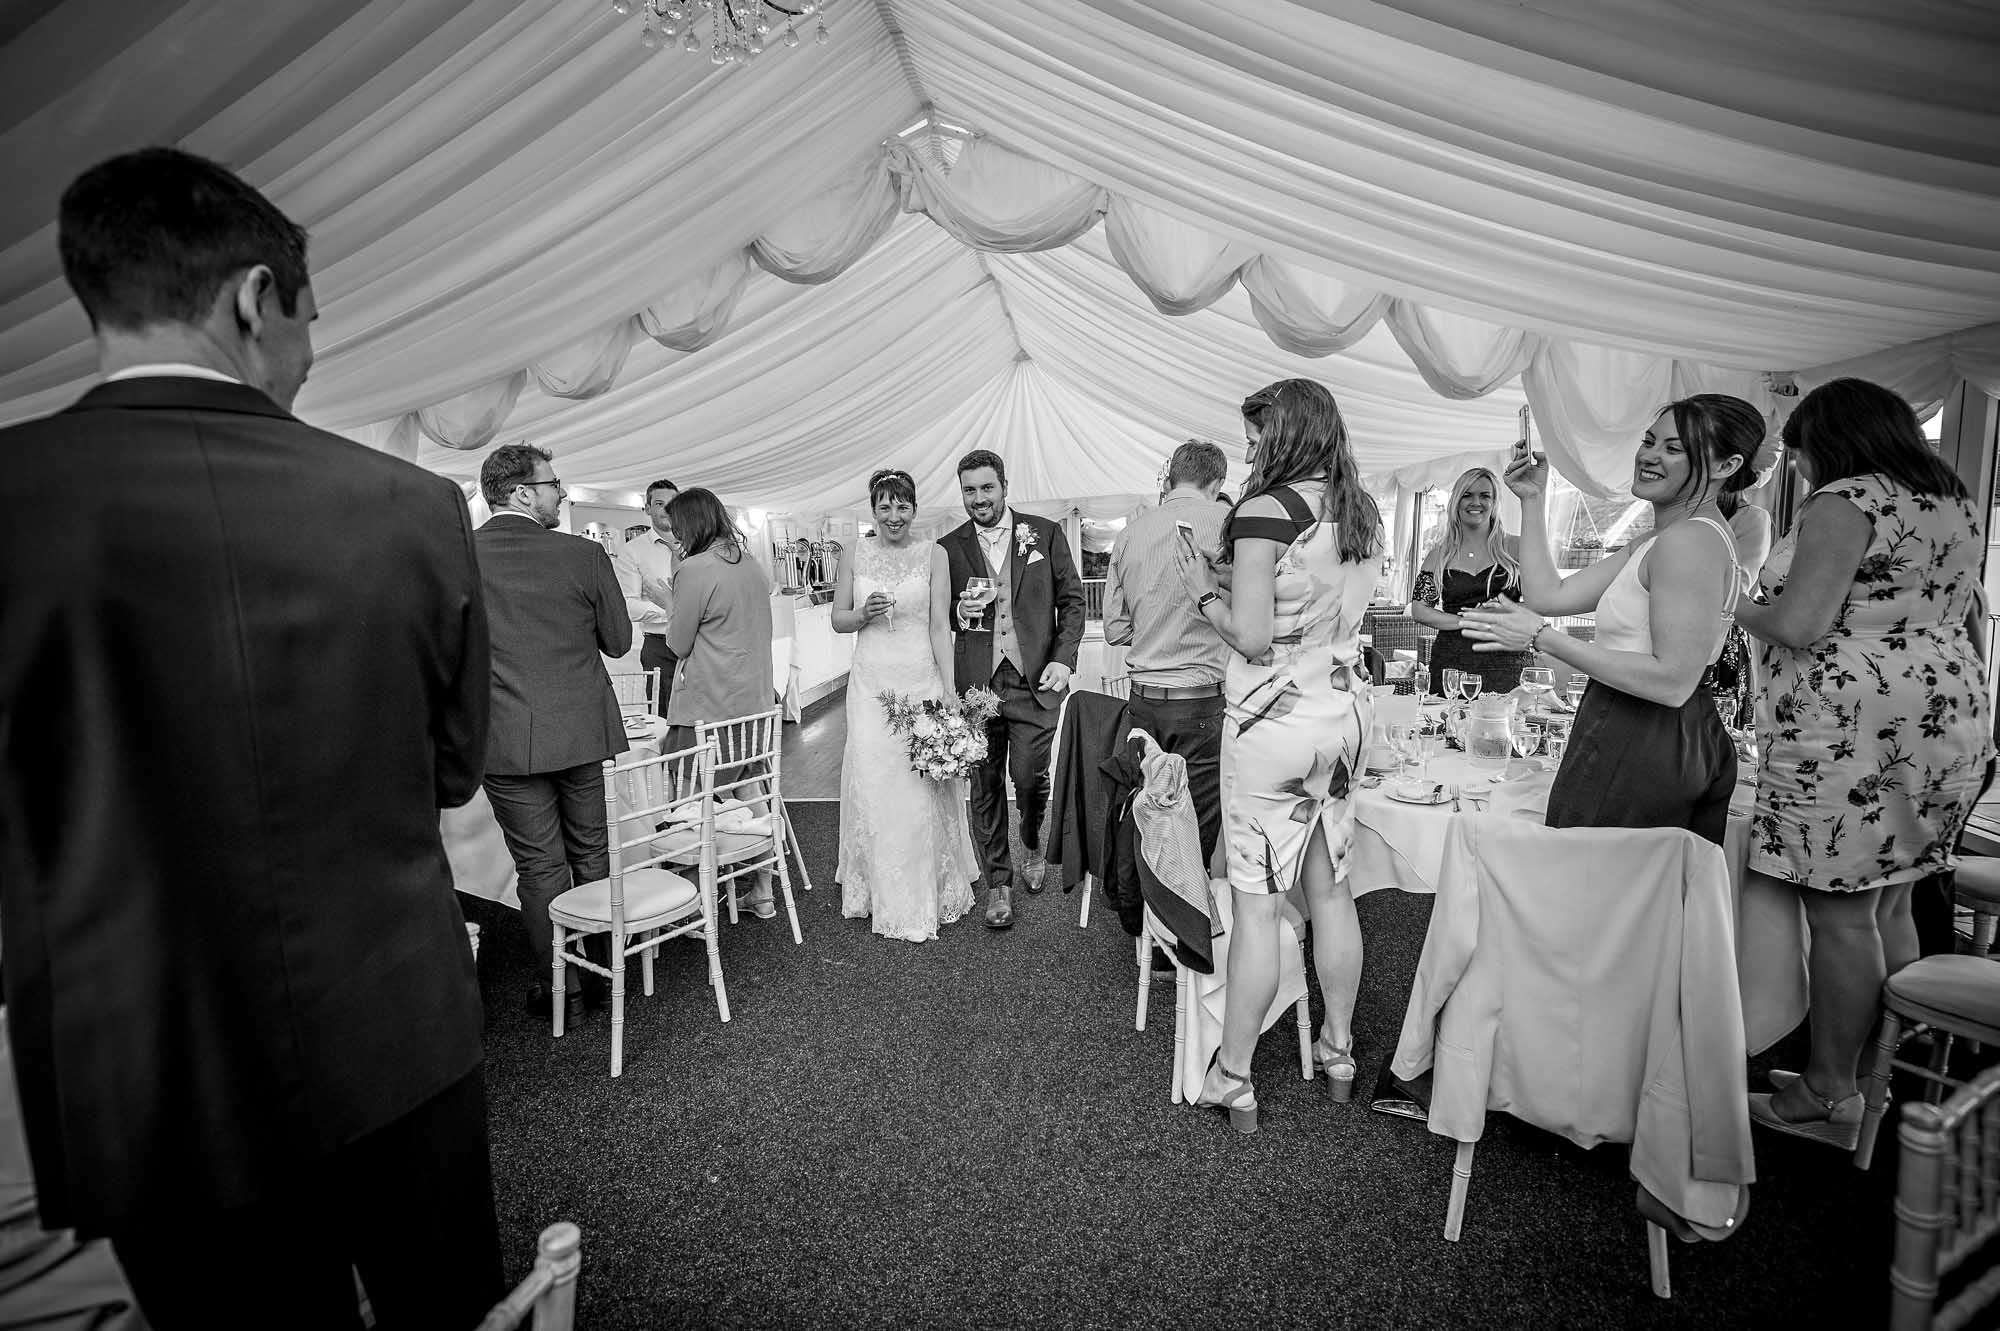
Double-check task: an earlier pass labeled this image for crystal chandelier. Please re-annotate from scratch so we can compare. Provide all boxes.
[611,0,831,63]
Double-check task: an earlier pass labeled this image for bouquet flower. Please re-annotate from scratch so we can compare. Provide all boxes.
[879,687,1001,782]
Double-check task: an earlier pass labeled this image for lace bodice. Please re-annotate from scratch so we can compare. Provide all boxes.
[852,537,942,694]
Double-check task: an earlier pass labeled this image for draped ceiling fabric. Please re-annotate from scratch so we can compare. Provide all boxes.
[2,0,1998,520]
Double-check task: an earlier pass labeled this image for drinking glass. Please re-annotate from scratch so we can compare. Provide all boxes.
[1509,716,1541,759]
[1458,673,1483,702]
[1544,736,1567,767]
[962,577,995,630]
[1386,723,1415,776]
[1522,666,1556,713]
[1416,720,1446,783]
[1715,694,1740,731]
[1442,667,1462,699]
[1564,678,1587,711]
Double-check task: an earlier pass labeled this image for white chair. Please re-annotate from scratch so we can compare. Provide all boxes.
[608,666,661,718]
[474,1222,581,1331]
[1394,814,1753,1298]
[1138,904,1313,1104]
[548,742,727,1077]
[1887,1064,2000,1331]
[654,708,808,945]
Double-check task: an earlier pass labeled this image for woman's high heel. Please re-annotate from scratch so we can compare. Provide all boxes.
[1311,1034,1357,1103]
[1196,1054,1259,1133]
[1748,1075,1863,1151]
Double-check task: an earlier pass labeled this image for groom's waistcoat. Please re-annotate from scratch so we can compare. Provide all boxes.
[989,552,1026,679]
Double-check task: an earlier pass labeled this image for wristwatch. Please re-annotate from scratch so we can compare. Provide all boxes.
[1198,591,1221,612]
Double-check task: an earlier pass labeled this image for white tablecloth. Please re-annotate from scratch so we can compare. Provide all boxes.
[441,716,671,909]
[1349,747,1808,1055]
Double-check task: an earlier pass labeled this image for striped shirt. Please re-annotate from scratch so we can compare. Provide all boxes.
[1104,491,1232,687]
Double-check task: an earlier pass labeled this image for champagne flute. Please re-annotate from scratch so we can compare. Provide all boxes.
[1715,694,1740,732]
[1442,667,1462,699]
[1416,719,1445,784]
[1386,723,1415,778]
[1459,673,1483,703]
[962,576,995,630]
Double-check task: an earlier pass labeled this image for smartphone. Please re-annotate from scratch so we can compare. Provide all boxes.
[1511,405,1532,462]
[1175,519,1203,564]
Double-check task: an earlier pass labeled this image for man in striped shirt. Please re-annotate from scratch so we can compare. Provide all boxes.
[1104,439,1232,866]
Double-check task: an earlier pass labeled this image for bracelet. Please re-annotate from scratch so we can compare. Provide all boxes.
[1527,622,1545,654]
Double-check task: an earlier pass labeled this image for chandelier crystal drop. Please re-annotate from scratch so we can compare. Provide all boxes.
[611,0,830,62]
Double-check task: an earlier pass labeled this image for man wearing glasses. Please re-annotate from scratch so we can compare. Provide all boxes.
[475,444,632,1029]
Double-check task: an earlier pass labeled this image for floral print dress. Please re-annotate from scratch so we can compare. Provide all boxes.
[1751,474,1993,893]
[1219,485,1377,896]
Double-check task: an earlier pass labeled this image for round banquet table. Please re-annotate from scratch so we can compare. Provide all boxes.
[1349,745,1808,1056]
[440,715,671,911]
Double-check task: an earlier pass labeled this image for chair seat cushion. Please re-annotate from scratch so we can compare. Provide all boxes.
[1953,856,2000,907]
[551,867,700,928]
[1884,954,2000,1041]
[651,827,770,865]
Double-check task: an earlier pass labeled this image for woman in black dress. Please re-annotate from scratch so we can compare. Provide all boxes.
[1409,467,1530,695]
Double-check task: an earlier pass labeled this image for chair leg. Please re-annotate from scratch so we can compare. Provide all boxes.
[706,913,731,1024]
[1855,1008,1903,1170]
[1295,996,1313,1080]
[783,805,814,892]
[1136,935,1150,1032]
[1078,874,1092,928]
[641,930,655,997]
[774,847,803,946]
[551,925,567,1038]
[1444,1141,1475,1241]
[1646,1223,1672,1299]
[610,932,626,1079]
[1172,970,1189,1104]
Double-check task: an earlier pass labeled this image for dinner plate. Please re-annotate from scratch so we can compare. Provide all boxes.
[1385,784,1450,806]
[622,716,656,735]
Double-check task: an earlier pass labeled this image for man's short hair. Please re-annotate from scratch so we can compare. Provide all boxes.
[58,147,310,333]
[956,449,1007,485]
[1166,439,1228,492]
[479,443,553,507]
[644,478,678,504]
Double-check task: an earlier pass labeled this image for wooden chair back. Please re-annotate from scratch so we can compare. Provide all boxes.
[474,1223,581,1331]
[1889,1063,2000,1330]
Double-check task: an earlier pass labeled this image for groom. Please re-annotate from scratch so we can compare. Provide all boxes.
[943,449,1087,930]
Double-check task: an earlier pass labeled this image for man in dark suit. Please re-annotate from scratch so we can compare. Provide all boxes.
[475,444,633,1026]
[0,148,500,1329]
[942,449,1087,928]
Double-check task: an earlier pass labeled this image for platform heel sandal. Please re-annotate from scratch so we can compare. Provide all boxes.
[1196,1053,1259,1133]
[1312,1034,1357,1103]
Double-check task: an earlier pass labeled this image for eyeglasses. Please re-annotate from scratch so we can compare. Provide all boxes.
[521,477,563,490]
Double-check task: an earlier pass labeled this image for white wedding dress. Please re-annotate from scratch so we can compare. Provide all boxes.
[838,537,979,941]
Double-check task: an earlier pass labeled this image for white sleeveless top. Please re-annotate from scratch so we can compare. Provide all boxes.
[1592,514,1739,660]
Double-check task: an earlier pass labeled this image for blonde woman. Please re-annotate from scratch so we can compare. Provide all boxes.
[1409,468,1529,694]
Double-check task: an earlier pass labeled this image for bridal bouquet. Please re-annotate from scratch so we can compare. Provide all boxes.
[878,687,1001,782]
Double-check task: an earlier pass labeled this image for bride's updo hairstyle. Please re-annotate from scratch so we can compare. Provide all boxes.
[869,468,917,509]
[1662,393,1764,512]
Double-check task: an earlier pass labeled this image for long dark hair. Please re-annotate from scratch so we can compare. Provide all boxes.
[1664,394,1765,512]
[1783,378,1969,500]
[663,487,744,562]
[1235,379,1381,564]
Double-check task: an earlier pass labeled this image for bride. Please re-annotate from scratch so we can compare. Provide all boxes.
[833,469,979,941]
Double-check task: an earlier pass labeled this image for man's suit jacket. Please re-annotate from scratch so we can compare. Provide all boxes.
[473,517,632,776]
[0,377,490,1234]
[941,510,1086,709]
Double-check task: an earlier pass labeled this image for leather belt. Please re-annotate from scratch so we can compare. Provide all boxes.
[644,632,668,640]
[1129,681,1223,702]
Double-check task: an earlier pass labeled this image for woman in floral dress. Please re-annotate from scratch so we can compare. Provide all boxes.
[1735,378,1993,1149]
[1176,379,1382,1131]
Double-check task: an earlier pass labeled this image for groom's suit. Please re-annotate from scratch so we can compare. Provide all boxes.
[942,511,1086,893]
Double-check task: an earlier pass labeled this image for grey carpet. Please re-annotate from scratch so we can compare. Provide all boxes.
[464,802,1897,1330]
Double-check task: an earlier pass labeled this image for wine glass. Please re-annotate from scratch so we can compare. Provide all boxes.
[962,576,995,630]
[1563,677,1587,712]
[1442,667,1462,700]
[1385,723,1415,778]
[1522,666,1556,715]
[1715,694,1740,731]
[1459,672,1483,703]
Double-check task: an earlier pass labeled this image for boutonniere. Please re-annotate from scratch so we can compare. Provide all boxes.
[1015,523,1037,559]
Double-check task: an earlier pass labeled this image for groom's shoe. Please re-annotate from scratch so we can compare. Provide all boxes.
[1020,846,1048,895]
[983,884,1014,930]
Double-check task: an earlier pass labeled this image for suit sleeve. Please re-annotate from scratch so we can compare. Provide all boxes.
[1048,519,1087,670]
[591,543,634,658]
[433,487,491,808]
